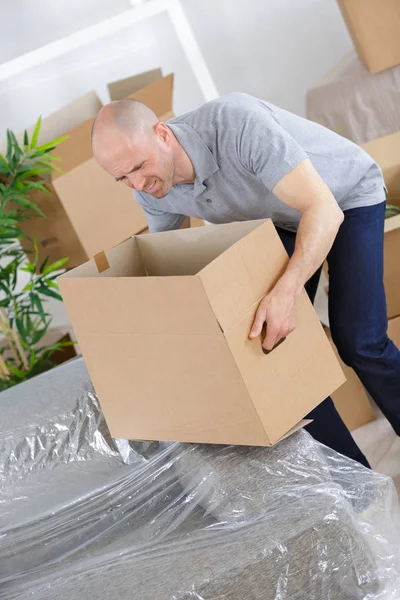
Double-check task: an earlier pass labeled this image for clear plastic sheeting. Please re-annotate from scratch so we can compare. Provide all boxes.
[1,358,400,599]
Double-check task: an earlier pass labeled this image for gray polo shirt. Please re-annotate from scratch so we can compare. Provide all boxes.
[134,93,385,232]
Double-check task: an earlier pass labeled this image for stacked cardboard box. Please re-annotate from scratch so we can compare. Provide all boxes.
[361,134,400,320]
[4,71,183,269]
[58,220,345,446]
[337,0,400,73]
[324,328,376,431]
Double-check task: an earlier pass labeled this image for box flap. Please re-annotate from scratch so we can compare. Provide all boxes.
[128,74,174,119]
[52,118,94,178]
[59,236,145,280]
[199,220,287,332]
[108,69,163,101]
[53,157,147,257]
[135,220,267,277]
[270,419,312,446]
[0,92,102,153]
[31,92,102,146]
[59,273,222,336]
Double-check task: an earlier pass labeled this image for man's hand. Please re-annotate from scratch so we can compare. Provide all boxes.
[249,279,298,351]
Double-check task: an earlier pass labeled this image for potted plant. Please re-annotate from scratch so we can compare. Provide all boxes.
[0,119,75,391]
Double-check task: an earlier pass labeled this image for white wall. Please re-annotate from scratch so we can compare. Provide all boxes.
[0,0,353,137]
[181,0,353,116]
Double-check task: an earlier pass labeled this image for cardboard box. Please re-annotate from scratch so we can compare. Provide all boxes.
[7,73,175,269]
[337,0,400,73]
[323,214,400,321]
[58,220,345,446]
[388,313,400,342]
[384,215,400,319]
[324,328,375,431]
[362,131,400,205]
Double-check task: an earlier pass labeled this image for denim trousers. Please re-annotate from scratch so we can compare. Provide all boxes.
[277,201,400,468]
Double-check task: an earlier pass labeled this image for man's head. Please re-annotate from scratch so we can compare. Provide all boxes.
[92,99,176,198]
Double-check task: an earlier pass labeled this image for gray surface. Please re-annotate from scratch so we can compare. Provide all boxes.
[306,56,400,145]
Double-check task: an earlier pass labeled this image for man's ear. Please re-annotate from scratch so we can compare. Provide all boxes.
[154,121,170,144]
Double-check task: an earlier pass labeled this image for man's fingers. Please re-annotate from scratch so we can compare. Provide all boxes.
[263,324,280,351]
[249,305,266,339]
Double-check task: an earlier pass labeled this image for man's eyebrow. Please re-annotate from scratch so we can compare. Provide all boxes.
[115,162,144,182]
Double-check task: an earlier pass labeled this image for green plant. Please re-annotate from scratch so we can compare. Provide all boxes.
[0,119,74,391]
[385,203,400,219]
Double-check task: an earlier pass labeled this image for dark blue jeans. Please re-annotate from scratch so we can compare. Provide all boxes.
[277,201,400,469]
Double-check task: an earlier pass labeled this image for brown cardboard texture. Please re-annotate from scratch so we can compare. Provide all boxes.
[3,93,103,268]
[388,315,400,346]
[108,68,163,101]
[324,328,375,431]
[337,0,400,73]
[384,214,400,319]
[51,73,176,261]
[58,220,345,446]
[362,131,400,205]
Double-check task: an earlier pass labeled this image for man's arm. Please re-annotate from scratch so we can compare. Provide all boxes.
[249,158,344,351]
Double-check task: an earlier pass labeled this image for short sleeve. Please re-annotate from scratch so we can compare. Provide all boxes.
[237,104,308,191]
[134,191,186,232]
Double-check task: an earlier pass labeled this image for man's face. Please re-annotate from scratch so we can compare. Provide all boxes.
[96,124,176,199]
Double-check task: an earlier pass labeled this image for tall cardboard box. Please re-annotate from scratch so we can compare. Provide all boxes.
[58,220,345,446]
[388,315,400,346]
[362,131,400,205]
[361,134,400,319]
[337,0,400,73]
[383,215,400,319]
[7,73,175,269]
[324,328,376,431]
[47,74,176,266]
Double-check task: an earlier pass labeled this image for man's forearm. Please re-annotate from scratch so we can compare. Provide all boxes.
[276,204,344,298]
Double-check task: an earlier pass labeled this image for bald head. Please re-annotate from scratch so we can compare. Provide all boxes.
[90,98,179,198]
[92,99,158,156]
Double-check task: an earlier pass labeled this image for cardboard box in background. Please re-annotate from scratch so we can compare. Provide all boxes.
[2,93,103,269]
[59,220,345,447]
[324,328,376,431]
[5,71,178,269]
[337,0,400,73]
[383,215,400,319]
[388,315,400,346]
[360,134,400,319]
[362,131,400,206]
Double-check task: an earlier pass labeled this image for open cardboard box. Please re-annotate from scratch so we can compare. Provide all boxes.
[5,71,177,269]
[337,0,400,74]
[58,219,345,446]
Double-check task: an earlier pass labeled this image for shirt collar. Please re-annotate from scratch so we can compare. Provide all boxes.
[167,122,219,196]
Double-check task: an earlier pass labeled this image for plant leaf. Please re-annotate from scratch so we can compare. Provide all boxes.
[30,293,46,321]
[42,257,69,275]
[37,286,62,301]
[34,134,69,153]
[30,116,42,149]
[8,195,46,217]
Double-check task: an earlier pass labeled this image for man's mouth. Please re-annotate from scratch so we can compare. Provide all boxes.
[144,180,157,193]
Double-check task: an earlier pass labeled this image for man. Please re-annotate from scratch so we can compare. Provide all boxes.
[92,93,400,468]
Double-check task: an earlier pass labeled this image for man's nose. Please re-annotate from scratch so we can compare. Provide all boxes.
[127,172,145,191]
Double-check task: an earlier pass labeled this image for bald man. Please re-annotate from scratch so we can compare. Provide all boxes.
[92,93,400,467]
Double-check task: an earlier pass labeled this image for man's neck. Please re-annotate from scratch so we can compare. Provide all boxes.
[171,135,195,185]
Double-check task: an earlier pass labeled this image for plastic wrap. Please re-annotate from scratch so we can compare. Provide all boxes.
[1,358,400,599]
